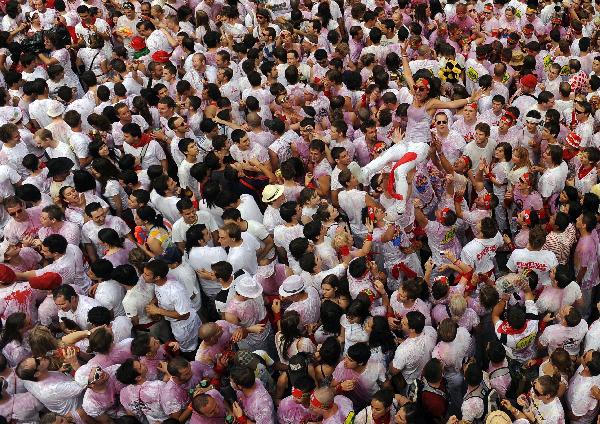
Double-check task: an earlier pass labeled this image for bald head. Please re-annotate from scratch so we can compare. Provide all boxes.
[417,45,430,58]
[312,387,334,409]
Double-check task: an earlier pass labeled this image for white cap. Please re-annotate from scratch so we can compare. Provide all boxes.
[47,101,65,118]
[279,275,305,297]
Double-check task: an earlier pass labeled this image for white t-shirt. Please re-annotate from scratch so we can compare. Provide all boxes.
[123,139,166,170]
[237,194,263,223]
[122,280,155,325]
[494,300,539,362]
[391,326,437,384]
[69,132,92,161]
[94,280,126,317]
[171,212,219,244]
[460,232,503,274]
[539,320,588,356]
[58,294,102,330]
[506,248,558,286]
[338,189,367,235]
[186,246,228,299]
[228,233,260,274]
[567,365,600,421]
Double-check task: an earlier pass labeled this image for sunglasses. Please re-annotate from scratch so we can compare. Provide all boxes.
[415,86,429,92]
[8,208,23,216]
[436,120,448,124]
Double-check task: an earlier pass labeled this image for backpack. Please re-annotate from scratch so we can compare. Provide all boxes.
[463,381,499,424]
[407,377,449,416]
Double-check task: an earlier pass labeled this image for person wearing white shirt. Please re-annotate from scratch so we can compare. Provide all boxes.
[537,145,568,207]
[219,222,260,275]
[122,122,168,171]
[390,311,437,385]
[53,284,102,330]
[137,20,171,54]
[567,350,600,424]
[222,208,275,262]
[16,355,85,417]
[185,224,228,299]
[89,259,127,318]
[143,260,201,353]
[171,198,217,246]
[539,305,588,356]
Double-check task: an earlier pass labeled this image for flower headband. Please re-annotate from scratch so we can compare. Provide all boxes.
[438,207,452,223]
[433,275,449,285]
[414,78,430,90]
[519,173,532,186]
[292,386,311,399]
[360,288,376,304]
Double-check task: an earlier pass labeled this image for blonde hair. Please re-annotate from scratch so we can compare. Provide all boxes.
[34,128,52,142]
[449,294,467,319]
[512,146,531,169]
[28,325,64,370]
[332,231,352,251]
[128,247,150,273]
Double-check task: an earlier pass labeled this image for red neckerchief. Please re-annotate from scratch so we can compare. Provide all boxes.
[374,412,391,424]
[387,151,418,200]
[129,133,152,149]
[81,17,97,29]
[497,320,527,335]
[578,166,594,180]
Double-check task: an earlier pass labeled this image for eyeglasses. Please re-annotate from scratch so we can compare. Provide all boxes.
[436,120,448,125]
[8,208,23,217]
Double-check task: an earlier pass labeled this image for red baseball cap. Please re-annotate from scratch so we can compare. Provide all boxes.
[520,74,538,89]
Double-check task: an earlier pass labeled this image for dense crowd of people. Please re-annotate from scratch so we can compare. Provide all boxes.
[1,0,600,422]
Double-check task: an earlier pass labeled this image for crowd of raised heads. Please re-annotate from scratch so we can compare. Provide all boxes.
[4,0,600,423]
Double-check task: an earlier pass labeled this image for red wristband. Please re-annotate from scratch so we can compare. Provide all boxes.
[273,312,281,321]
[365,234,373,242]
[237,415,248,424]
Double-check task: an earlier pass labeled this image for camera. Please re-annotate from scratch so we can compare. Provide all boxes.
[21,31,47,54]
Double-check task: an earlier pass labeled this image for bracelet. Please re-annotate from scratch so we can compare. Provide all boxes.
[365,234,373,242]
